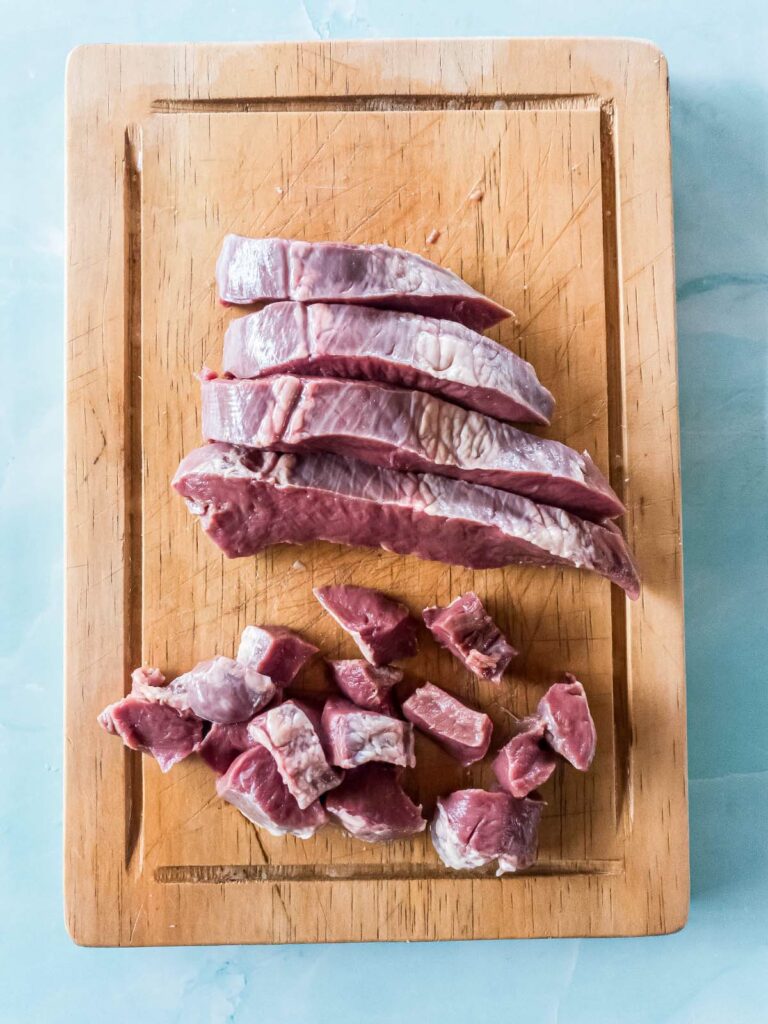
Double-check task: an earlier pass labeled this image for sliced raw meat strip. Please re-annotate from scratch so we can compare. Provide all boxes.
[313,584,418,665]
[217,745,327,838]
[199,720,256,775]
[248,699,341,809]
[492,718,559,797]
[222,301,553,425]
[328,659,402,714]
[237,624,317,686]
[537,675,597,771]
[135,655,276,724]
[423,592,517,683]
[216,235,512,332]
[401,682,492,766]
[97,696,203,773]
[431,789,544,874]
[200,375,622,521]
[172,444,640,598]
[324,764,426,842]
[321,697,415,769]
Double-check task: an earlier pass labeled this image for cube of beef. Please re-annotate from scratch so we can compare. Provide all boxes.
[217,745,327,839]
[431,788,544,874]
[321,697,415,769]
[237,624,318,686]
[98,696,203,773]
[402,682,492,765]
[313,584,418,665]
[248,699,341,808]
[199,720,257,775]
[537,675,596,770]
[492,718,558,797]
[423,592,517,682]
[324,764,426,842]
[328,659,402,714]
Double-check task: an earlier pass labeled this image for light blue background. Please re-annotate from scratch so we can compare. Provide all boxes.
[1,2,766,1021]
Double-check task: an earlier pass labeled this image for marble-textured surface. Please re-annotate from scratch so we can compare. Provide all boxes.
[1,1,766,1021]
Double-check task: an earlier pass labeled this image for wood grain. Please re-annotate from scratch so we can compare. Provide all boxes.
[65,39,687,945]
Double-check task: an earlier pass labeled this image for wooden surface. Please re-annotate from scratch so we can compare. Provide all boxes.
[65,38,688,945]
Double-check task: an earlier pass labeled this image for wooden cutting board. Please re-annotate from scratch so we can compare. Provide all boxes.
[65,38,687,945]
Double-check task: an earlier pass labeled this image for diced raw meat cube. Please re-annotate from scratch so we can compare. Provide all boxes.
[97,696,203,773]
[431,789,544,874]
[173,444,642,598]
[492,718,559,797]
[328,659,402,713]
[423,592,517,682]
[248,699,341,808]
[537,675,597,770]
[313,584,418,665]
[199,720,256,775]
[217,745,327,839]
[222,301,554,425]
[401,682,492,766]
[321,697,415,769]
[237,624,317,686]
[136,656,276,724]
[324,764,426,842]
[216,235,512,332]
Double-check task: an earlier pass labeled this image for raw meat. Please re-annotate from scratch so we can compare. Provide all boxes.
[199,720,256,774]
[324,764,426,842]
[423,592,517,683]
[237,624,317,686]
[217,745,327,838]
[401,682,492,766]
[216,235,512,332]
[173,444,641,598]
[136,655,276,724]
[537,675,597,771]
[200,375,622,520]
[222,301,554,425]
[131,665,166,690]
[248,699,341,809]
[313,584,418,665]
[321,697,416,769]
[328,659,402,714]
[431,789,544,874]
[492,718,559,797]
[97,696,203,773]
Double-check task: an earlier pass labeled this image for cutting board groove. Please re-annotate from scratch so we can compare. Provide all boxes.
[66,39,687,946]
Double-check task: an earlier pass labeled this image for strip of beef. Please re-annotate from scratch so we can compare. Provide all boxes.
[199,720,256,775]
[431,789,544,874]
[423,592,517,683]
[237,624,317,686]
[98,697,203,773]
[173,444,641,598]
[134,655,276,724]
[216,235,512,331]
[324,764,426,842]
[248,700,341,808]
[223,301,553,425]
[328,660,402,714]
[402,683,492,766]
[321,697,416,769]
[537,675,597,770]
[200,375,622,521]
[217,745,327,838]
[313,584,418,665]
[492,718,559,797]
